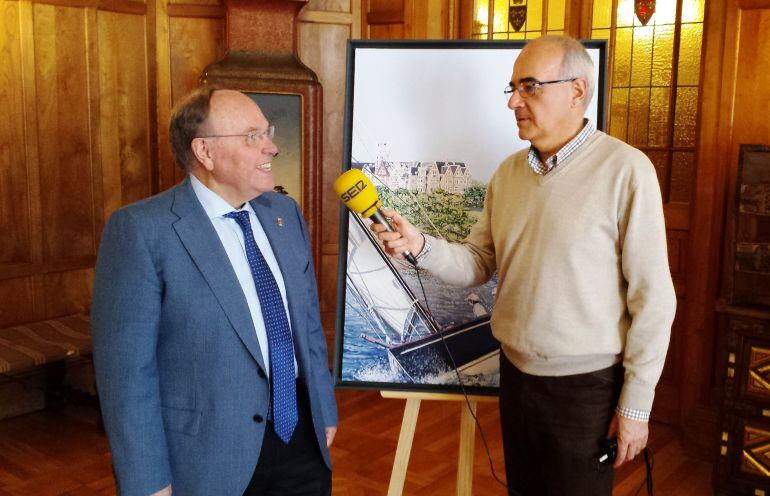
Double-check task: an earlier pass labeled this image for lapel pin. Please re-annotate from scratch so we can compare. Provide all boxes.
[277,217,283,227]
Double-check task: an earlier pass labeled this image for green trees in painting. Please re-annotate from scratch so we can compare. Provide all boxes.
[377,186,486,242]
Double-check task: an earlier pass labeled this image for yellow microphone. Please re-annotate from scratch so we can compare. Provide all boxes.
[334,168,417,266]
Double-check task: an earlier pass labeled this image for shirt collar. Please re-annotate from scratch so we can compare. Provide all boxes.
[528,119,595,175]
[190,174,256,219]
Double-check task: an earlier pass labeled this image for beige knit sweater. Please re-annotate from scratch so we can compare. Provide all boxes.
[421,131,676,412]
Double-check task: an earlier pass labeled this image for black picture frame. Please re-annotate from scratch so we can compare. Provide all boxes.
[334,39,608,395]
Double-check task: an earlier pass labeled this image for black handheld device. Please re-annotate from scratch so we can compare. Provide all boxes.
[597,437,618,468]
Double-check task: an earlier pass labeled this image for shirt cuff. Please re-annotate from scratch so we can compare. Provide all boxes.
[414,234,432,265]
[616,405,650,422]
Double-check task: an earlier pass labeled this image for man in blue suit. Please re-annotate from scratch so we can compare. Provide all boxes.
[92,87,338,496]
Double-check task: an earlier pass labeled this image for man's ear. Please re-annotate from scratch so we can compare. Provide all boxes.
[191,137,214,172]
[571,78,588,109]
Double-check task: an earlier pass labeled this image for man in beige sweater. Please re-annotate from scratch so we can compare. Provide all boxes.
[372,36,676,495]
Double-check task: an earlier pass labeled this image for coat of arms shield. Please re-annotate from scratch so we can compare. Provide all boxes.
[508,1,527,32]
[634,0,656,25]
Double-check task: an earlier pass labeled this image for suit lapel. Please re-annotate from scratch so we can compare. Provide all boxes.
[171,179,267,372]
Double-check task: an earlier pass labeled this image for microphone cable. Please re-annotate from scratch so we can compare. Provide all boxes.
[633,447,654,496]
[412,264,511,493]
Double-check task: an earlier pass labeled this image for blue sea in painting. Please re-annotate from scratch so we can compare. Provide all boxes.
[340,267,499,387]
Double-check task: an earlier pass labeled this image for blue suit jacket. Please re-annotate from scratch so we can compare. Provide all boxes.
[92,178,338,496]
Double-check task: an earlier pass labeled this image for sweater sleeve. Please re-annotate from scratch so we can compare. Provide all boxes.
[419,171,499,288]
[617,158,677,412]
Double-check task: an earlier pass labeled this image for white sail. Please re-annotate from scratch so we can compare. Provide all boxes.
[346,216,418,340]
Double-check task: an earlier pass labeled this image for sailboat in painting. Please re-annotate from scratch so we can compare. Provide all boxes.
[343,213,499,384]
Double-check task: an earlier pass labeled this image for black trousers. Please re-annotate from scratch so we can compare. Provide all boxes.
[243,381,331,496]
[499,352,623,496]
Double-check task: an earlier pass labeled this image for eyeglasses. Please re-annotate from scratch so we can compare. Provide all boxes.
[199,125,275,146]
[504,78,577,99]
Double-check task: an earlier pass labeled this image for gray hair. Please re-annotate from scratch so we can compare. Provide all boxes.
[524,35,595,109]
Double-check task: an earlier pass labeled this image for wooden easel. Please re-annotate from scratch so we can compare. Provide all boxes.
[381,390,498,496]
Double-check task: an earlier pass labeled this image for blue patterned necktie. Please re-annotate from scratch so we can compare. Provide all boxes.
[225,210,298,444]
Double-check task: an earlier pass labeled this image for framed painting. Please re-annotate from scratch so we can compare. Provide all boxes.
[246,93,303,204]
[334,39,607,394]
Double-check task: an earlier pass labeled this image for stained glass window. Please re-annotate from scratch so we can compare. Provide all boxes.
[472,0,567,40]
[595,0,705,203]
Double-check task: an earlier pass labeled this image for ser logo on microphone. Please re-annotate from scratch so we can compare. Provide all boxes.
[340,180,366,203]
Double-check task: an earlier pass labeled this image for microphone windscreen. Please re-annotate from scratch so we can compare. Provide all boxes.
[333,169,382,218]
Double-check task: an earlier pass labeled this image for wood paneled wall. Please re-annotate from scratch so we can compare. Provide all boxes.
[362,0,459,39]
[0,0,224,328]
[0,0,362,349]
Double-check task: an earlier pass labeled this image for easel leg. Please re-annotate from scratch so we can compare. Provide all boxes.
[456,400,478,496]
[387,398,421,496]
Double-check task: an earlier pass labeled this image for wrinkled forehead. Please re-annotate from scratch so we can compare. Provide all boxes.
[511,45,564,84]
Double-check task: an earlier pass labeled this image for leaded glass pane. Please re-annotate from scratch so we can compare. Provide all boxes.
[678,23,703,86]
[631,25,654,87]
[647,87,671,146]
[493,0,508,33]
[610,88,630,141]
[682,0,705,23]
[614,27,633,87]
[473,0,490,36]
[655,0,677,25]
[670,151,695,202]
[651,24,675,87]
[527,0,544,32]
[547,0,565,31]
[646,150,669,199]
[628,88,651,146]
[592,0,613,29]
[673,86,698,147]
[617,0,635,27]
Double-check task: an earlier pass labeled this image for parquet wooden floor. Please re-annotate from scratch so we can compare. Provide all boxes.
[0,389,713,495]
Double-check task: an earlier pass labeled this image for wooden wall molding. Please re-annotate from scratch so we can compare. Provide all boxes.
[18,0,43,272]
[167,3,225,18]
[98,0,146,15]
[298,9,354,25]
[9,0,146,13]
[154,0,174,191]
[0,258,97,281]
[366,9,403,25]
[738,0,770,9]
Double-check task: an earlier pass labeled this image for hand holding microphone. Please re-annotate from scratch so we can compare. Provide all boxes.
[333,169,424,266]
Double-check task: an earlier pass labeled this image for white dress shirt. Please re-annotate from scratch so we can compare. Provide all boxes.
[190,175,297,378]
